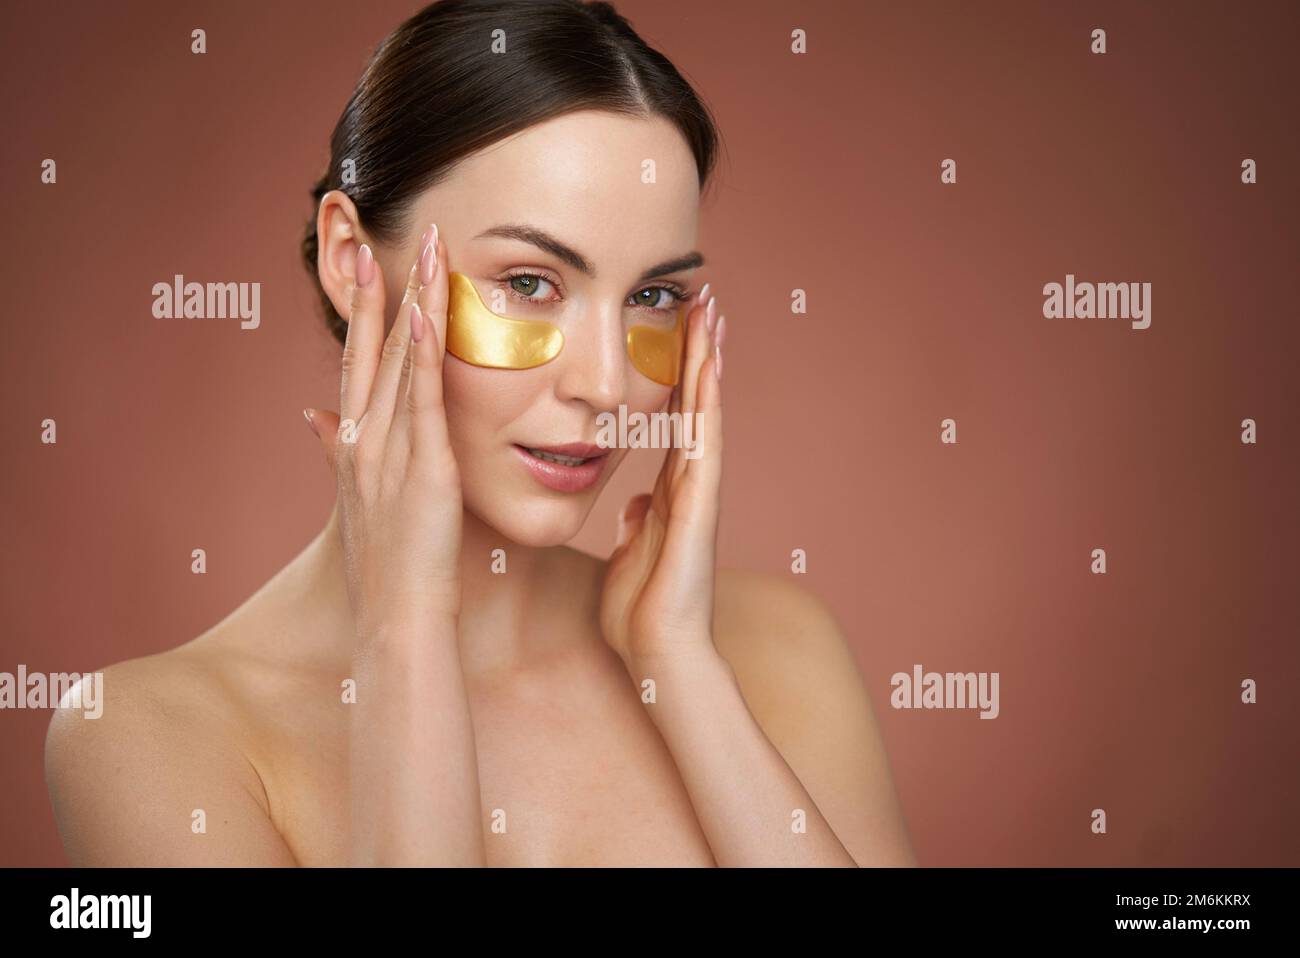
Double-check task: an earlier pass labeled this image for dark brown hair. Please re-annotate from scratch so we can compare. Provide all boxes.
[302,0,722,344]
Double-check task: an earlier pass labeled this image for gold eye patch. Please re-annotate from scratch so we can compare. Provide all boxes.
[446,271,564,369]
[446,271,685,385]
[626,305,685,386]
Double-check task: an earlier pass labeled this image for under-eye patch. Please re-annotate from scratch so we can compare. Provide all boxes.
[446,271,686,385]
[626,306,685,386]
[446,271,564,369]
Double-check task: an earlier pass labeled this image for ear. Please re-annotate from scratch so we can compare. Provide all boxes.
[315,189,370,324]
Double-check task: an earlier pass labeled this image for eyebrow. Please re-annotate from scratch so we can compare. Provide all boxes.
[473,223,705,283]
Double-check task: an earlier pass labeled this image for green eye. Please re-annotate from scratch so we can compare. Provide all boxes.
[510,275,541,296]
[631,285,683,310]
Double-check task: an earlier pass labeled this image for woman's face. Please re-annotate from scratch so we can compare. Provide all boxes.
[387,110,702,546]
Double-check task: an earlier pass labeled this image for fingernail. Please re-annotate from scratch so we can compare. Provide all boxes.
[356,244,374,287]
[697,282,711,306]
[303,408,320,437]
[431,223,439,254]
[705,295,717,332]
[419,240,435,285]
[714,314,727,347]
[714,345,723,382]
[410,302,424,342]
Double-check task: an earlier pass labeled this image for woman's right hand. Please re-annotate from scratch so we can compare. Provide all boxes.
[305,225,463,636]
[306,225,485,866]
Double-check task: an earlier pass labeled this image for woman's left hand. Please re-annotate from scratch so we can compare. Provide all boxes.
[600,290,726,671]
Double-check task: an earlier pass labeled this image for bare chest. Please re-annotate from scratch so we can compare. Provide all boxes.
[260,660,717,867]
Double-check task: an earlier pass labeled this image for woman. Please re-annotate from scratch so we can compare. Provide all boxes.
[45,0,915,867]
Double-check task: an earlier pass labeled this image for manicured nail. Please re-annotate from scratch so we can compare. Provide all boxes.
[705,295,717,332]
[714,345,723,382]
[714,314,727,348]
[697,282,711,306]
[431,223,439,254]
[356,244,374,287]
[410,303,424,342]
[303,408,320,437]
[419,241,435,285]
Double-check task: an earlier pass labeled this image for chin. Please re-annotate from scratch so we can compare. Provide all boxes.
[467,493,597,548]
[459,443,628,547]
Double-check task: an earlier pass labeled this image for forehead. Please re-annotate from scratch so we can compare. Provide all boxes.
[424,110,700,269]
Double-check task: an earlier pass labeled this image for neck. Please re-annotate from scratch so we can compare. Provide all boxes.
[304,499,598,674]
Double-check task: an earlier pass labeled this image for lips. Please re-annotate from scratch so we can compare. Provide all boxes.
[513,442,609,493]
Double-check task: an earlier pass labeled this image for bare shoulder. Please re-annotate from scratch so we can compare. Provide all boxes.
[711,569,918,866]
[43,634,299,866]
[711,568,849,693]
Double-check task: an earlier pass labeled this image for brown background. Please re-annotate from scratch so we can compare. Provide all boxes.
[1,0,1296,866]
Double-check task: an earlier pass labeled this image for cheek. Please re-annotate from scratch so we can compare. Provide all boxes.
[441,359,545,444]
[625,378,674,415]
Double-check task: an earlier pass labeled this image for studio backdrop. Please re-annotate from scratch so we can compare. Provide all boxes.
[1,0,1296,866]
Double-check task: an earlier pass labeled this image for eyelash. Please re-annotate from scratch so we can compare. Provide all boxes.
[497,269,690,313]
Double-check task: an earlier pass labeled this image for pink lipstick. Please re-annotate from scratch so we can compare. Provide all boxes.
[513,442,609,493]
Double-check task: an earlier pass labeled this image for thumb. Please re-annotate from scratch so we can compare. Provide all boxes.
[303,408,342,472]
[615,493,653,552]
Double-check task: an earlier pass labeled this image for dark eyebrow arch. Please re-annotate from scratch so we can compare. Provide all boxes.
[637,251,705,283]
[474,223,704,284]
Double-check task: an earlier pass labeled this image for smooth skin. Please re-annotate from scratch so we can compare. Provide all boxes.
[44,111,916,867]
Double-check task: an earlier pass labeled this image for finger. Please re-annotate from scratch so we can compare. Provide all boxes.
[678,292,715,425]
[401,301,454,463]
[670,292,715,487]
[421,224,448,360]
[648,439,673,527]
[339,244,385,426]
[665,283,707,424]
[365,252,424,436]
[303,407,342,474]
[394,224,444,423]
[682,314,724,527]
[657,312,725,575]
[400,226,453,453]
[393,225,438,408]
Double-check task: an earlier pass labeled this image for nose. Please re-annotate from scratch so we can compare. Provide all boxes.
[553,296,626,411]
